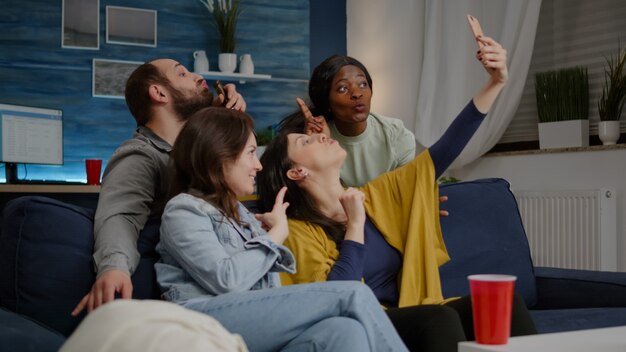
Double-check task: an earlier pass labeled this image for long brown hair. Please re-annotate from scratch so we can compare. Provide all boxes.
[169,107,254,223]
[257,131,345,245]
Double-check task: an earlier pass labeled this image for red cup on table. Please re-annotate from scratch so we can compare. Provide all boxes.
[468,274,517,345]
[85,159,102,185]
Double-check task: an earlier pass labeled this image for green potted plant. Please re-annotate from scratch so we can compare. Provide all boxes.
[597,43,626,145]
[198,0,242,73]
[535,66,589,149]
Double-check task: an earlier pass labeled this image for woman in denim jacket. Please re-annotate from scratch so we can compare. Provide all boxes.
[155,107,408,352]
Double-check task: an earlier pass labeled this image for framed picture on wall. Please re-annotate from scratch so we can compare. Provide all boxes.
[106,6,157,47]
[62,0,99,49]
[92,59,143,99]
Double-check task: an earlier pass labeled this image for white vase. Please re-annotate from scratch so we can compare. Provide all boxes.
[538,119,589,149]
[239,54,254,75]
[193,50,209,73]
[598,120,621,145]
[218,53,237,73]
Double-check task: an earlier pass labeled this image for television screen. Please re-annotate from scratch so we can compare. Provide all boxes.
[0,103,63,166]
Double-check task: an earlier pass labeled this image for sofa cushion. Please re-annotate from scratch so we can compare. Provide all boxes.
[0,196,95,336]
[438,178,537,306]
[530,307,626,333]
[0,307,65,352]
[0,196,164,336]
[534,267,626,309]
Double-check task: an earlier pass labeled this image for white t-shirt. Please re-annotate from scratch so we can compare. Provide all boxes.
[329,113,416,187]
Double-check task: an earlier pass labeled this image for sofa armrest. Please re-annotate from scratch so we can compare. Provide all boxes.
[533,266,626,309]
[0,196,96,336]
[0,307,65,352]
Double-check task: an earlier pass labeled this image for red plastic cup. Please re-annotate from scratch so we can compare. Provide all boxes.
[85,159,102,185]
[468,274,517,345]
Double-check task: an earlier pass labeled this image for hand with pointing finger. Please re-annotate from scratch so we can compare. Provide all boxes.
[296,97,330,137]
[255,186,290,244]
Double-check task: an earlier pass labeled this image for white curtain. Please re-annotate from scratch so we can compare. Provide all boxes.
[347,0,542,168]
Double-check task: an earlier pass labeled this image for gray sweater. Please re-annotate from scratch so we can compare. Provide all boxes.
[93,126,171,277]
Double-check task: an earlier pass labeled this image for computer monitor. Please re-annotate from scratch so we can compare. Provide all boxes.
[0,103,63,183]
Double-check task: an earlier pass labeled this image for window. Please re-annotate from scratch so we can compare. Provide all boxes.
[499,0,626,145]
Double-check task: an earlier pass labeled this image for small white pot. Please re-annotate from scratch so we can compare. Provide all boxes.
[218,53,237,73]
[598,120,621,145]
[538,119,589,149]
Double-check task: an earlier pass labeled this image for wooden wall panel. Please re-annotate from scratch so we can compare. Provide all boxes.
[0,0,309,181]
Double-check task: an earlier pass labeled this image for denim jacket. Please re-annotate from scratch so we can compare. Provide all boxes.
[155,193,296,303]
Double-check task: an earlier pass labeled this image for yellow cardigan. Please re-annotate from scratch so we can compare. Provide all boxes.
[281,151,451,307]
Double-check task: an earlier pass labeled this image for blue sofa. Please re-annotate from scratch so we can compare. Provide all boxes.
[437,178,626,333]
[1,178,625,350]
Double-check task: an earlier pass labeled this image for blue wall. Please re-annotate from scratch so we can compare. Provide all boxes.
[310,0,346,69]
[0,0,311,182]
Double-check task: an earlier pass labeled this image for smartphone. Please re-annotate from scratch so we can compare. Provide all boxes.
[466,14,485,48]
[213,80,224,97]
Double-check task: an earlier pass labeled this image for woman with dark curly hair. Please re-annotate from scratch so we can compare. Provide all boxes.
[258,36,536,352]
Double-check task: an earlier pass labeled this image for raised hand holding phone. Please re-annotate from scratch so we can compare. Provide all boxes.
[213,80,224,97]
[467,14,485,48]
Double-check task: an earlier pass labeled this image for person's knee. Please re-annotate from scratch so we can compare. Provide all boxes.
[285,317,369,352]
[418,305,463,328]
[512,293,527,307]
[324,280,369,292]
[322,281,378,305]
[511,292,537,336]
[324,317,367,335]
[436,305,461,324]
[342,281,378,302]
[315,317,369,350]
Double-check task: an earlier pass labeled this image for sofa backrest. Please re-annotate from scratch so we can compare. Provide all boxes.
[438,178,537,307]
[0,196,95,336]
[0,196,161,337]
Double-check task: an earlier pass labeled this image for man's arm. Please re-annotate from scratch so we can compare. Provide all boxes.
[73,142,164,315]
[94,147,159,275]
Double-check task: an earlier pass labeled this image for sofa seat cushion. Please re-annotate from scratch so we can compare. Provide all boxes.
[0,196,96,336]
[438,178,537,306]
[0,307,65,352]
[530,307,626,334]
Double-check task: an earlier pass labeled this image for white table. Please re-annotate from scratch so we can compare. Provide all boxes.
[458,325,626,352]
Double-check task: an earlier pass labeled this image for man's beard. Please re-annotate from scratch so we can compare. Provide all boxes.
[171,85,214,121]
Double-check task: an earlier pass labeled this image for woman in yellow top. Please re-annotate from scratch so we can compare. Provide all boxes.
[257,35,536,351]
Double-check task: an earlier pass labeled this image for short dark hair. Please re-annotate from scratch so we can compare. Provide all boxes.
[308,55,373,121]
[124,62,171,126]
[169,107,255,223]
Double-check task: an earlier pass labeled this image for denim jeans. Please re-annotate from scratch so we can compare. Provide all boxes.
[183,281,408,352]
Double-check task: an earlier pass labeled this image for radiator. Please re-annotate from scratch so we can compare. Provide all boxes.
[513,189,617,271]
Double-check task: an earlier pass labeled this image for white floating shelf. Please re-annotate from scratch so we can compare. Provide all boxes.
[197,71,271,84]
